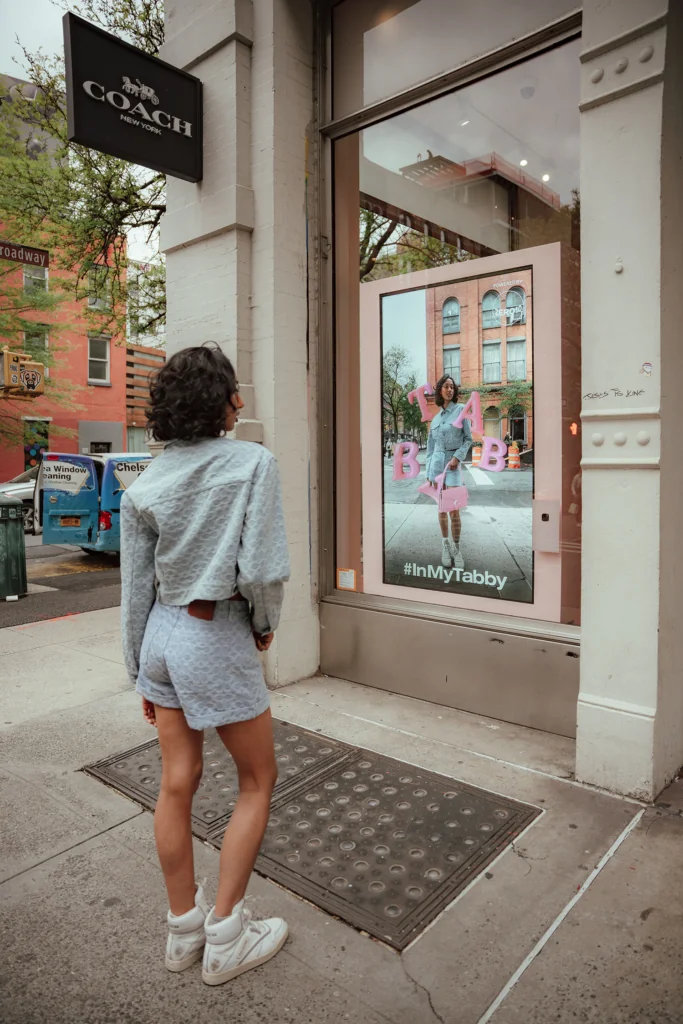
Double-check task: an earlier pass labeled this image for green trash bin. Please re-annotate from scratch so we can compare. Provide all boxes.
[0,493,28,600]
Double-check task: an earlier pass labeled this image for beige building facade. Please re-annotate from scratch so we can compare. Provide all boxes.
[160,0,683,801]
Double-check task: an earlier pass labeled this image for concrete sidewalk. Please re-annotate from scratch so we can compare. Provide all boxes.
[1,607,682,1024]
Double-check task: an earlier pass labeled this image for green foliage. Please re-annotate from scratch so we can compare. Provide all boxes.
[400,373,428,444]
[382,348,427,443]
[0,227,84,446]
[0,0,166,341]
[460,380,533,415]
[359,209,474,282]
[0,1,166,445]
[382,345,411,435]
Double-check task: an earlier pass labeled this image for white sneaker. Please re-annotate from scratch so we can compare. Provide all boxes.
[441,538,452,567]
[165,883,211,972]
[202,900,288,986]
[449,540,465,569]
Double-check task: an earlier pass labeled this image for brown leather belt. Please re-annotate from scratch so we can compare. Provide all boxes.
[187,596,246,621]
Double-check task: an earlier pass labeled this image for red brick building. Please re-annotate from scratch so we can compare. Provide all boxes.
[0,257,128,478]
[426,267,533,448]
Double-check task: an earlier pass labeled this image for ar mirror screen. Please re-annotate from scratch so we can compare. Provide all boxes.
[381,268,534,603]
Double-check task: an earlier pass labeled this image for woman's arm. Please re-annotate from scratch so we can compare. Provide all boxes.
[237,453,291,636]
[453,411,473,464]
[425,418,436,479]
[120,494,158,684]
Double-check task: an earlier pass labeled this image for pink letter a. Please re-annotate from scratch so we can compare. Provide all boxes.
[451,390,483,435]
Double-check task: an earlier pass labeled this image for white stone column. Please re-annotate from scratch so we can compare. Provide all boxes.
[160,0,319,686]
[576,0,683,798]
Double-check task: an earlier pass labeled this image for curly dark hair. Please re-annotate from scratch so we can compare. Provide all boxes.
[147,343,238,442]
[434,374,459,407]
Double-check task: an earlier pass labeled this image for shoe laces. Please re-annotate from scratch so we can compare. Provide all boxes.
[240,898,268,936]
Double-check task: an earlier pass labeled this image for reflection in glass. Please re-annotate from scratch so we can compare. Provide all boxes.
[353,39,581,286]
[333,0,579,118]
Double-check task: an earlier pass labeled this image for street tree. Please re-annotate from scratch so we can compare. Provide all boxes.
[382,345,414,437]
[360,207,476,282]
[0,0,166,341]
[400,372,428,445]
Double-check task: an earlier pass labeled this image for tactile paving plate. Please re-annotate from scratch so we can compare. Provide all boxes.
[85,722,540,949]
[84,720,357,839]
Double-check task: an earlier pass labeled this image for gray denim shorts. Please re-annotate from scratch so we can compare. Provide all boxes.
[136,599,270,731]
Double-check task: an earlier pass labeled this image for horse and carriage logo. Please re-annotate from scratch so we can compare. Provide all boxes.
[121,77,159,106]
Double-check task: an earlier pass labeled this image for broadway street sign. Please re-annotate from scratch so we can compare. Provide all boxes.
[64,13,203,182]
[0,242,49,268]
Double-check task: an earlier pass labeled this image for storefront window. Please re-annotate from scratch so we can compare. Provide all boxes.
[333,35,581,624]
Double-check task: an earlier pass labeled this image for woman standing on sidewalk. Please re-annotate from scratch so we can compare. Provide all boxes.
[425,375,473,570]
[120,343,290,986]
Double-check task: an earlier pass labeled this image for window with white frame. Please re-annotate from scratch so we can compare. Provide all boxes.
[483,340,501,383]
[442,297,460,334]
[88,336,110,383]
[443,346,461,385]
[506,338,527,381]
[24,325,49,378]
[23,265,48,293]
[88,267,110,310]
[482,289,501,329]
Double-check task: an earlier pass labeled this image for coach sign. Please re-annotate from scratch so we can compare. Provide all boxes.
[64,13,203,182]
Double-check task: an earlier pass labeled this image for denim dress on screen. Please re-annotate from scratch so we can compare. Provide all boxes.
[425,402,473,487]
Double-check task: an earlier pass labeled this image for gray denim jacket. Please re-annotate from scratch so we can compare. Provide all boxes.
[425,403,473,484]
[120,437,290,685]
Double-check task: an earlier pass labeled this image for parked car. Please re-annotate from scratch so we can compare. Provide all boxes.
[0,465,39,532]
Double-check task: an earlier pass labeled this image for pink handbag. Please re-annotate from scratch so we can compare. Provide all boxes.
[418,470,468,513]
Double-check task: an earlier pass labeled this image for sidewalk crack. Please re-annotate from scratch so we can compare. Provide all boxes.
[400,958,446,1024]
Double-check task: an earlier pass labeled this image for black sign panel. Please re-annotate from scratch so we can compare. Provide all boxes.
[64,13,202,182]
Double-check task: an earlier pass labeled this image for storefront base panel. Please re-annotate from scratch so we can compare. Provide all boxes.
[320,600,580,739]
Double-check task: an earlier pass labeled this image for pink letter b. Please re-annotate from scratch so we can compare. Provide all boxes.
[392,441,420,480]
[479,437,507,473]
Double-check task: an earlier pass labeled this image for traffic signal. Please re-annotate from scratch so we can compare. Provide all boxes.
[0,348,45,395]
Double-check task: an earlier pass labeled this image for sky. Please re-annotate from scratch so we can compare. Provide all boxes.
[0,0,64,77]
[381,289,427,384]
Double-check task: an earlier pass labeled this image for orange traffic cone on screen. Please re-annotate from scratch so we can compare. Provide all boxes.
[472,446,482,466]
[508,442,521,470]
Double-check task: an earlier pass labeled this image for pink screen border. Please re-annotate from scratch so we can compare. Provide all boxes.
[359,242,564,622]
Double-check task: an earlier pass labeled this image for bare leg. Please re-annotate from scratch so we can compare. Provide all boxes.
[214,708,277,917]
[450,509,462,545]
[438,511,449,538]
[154,706,204,916]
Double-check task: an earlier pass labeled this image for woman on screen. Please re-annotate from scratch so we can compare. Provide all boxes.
[425,375,473,569]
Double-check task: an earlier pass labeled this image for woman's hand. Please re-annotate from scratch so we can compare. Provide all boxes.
[448,457,460,470]
[254,631,274,652]
[142,697,157,727]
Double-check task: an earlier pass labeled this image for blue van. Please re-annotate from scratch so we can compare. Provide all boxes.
[34,452,151,553]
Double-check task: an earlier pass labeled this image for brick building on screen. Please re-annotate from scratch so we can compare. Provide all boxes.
[426,267,533,448]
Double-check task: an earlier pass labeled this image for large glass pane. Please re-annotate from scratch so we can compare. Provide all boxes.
[334,39,581,624]
[333,0,579,118]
